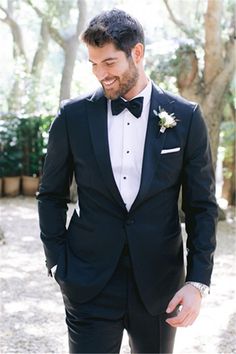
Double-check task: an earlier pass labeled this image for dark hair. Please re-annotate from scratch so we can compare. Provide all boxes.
[81,9,145,57]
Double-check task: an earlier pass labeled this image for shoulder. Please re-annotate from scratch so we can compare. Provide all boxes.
[152,84,205,137]
[155,86,204,132]
[153,83,198,114]
[50,91,96,131]
[166,91,197,109]
[60,90,96,111]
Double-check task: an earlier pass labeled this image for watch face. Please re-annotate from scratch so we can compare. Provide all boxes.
[199,285,209,297]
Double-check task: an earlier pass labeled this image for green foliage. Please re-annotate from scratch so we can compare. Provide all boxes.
[170,45,198,75]
[145,42,199,92]
[0,115,52,177]
[0,117,23,177]
[220,121,236,179]
[145,44,176,91]
[44,0,77,29]
[18,116,51,176]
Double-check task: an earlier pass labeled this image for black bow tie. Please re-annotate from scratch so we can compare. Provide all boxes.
[111,96,144,118]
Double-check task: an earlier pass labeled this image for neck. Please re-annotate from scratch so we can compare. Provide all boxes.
[123,73,149,100]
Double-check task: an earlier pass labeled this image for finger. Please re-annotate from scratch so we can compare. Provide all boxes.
[166,302,194,326]
[166,309,189,326]
[166,293,182,313]
[166,312,192,327]
[182,305,200,326]
[166,307,200,327]
[184,316,195,327]
[184,312,199,327]
[178,314,195,327]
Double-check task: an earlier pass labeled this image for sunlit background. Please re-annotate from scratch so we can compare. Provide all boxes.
[0,0,235,353]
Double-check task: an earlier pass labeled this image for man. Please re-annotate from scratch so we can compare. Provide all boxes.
[37,9,218,354]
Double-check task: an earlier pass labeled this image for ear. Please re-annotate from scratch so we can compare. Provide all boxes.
[131,43,144,64]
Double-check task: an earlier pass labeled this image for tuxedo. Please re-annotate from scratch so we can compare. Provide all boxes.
[37,83,217,351]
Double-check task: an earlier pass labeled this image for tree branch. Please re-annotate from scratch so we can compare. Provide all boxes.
[0,6,8,19]
[31,19,49,76]
[24,0,65,48]
[162,0,197,41]
[0,4,28,65]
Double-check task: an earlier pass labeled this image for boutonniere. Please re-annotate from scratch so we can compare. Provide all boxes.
[153,107,178,133]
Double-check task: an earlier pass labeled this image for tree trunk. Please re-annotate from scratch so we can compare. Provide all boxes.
[204,0,223,86]
[31,19,49,77]
[27,19,50,113]
[222,162,236,206]
[25,0,87,104]
[163,0,235,169]
[59,0,87,101]
[59,35,79,101]
[7,77,21,113]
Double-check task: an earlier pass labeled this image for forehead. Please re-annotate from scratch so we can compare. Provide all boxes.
[87,42,126,63]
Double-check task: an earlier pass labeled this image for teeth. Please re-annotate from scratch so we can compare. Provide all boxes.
[103,79,116,86]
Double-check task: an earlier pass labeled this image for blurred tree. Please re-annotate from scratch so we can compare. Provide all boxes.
[161,0,235,168]
[221,121,235,205]
[0,0,50,113]
[220,90,235,205]
[1,1,27,112]
[26,0,87,102]
[0,0,87,112]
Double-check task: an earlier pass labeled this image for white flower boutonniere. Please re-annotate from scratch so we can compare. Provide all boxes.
[153,107,178,133]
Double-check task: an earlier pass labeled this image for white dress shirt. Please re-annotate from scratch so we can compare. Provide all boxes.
[107,80,152,211]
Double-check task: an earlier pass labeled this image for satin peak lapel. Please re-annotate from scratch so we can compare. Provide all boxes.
[86,89,126,210]
[130,84,175,212]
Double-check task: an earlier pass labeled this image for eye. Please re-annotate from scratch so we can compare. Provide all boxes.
[106,62,115,67]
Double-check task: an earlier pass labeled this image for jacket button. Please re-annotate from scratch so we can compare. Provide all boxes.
[126,219,135,225]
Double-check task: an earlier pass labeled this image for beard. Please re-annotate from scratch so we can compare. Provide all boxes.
[101,59,139,100]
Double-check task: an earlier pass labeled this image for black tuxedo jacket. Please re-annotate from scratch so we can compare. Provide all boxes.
[37,83,217,315]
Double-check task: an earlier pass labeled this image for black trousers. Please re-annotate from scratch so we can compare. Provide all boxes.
[61,246,177,353]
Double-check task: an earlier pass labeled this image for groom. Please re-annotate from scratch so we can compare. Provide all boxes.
[37,9,217,354]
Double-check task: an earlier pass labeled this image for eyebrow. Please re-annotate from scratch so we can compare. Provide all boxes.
[89,57,118,64]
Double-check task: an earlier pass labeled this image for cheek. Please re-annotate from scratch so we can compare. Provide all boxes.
[92,66,115,80]
[112,61,129,76]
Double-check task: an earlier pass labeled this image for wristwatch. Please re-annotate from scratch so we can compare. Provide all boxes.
[185,281,209,298]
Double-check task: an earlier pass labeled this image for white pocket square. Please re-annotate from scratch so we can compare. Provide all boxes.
[161,147,181,154]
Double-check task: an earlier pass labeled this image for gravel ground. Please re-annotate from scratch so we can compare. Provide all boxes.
[0,197,235,354]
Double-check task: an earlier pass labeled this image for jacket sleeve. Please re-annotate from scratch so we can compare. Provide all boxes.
[37,103,74,271]
[182,104,218,286]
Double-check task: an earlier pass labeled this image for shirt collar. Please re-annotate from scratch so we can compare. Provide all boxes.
[107,79,152,117]
[131,79,152,110]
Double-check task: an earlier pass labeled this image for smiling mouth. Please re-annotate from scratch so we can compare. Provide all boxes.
[102,78,117,88]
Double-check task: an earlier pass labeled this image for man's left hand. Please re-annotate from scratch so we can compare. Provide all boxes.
[165,284,202,327]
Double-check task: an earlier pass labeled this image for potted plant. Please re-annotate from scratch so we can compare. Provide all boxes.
[20,116,51,196]
[2,152,22,197]
[1,117,22,197]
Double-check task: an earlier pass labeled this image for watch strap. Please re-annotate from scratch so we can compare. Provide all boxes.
[185,281,210,297]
